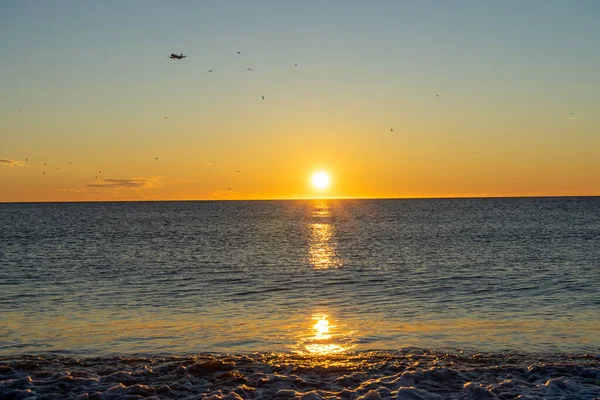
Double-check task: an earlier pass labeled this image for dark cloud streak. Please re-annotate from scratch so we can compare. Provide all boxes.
[87,177,159,189]
[0,158,24,167]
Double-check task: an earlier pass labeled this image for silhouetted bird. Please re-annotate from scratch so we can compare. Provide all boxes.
[295,64,298,66]
[43,172,45,175]
[237,170,240,173]
[262,96,265,100]
[247,68,252,71]
[208,69,214,72]
[25,159,28,162]
[165,116,168,119]
[436,94,439,97]
[156,157,158,160]
[44,163,46,166]
[237,51,241,54]
[391,128,393,132]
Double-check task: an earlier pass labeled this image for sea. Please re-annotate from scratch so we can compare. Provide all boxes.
[1,198,599,399]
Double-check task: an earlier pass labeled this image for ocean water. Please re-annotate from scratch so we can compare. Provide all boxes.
[1,197,599,358]
[2,198,600,399]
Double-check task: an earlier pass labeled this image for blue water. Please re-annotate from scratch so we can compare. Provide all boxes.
[1,198,599,356]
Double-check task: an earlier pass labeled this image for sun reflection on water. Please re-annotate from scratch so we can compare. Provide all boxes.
[296,313,356,355]
[308,202,342,269]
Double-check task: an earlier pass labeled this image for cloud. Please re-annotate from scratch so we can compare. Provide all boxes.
[58,188,101,193]
[0,158,24,167]
[87,176,161,190]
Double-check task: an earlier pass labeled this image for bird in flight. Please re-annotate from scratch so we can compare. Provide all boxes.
[295,64,298,67]
[237,51,241,55]
[262,96,265,100]
[156,157,159,160]
[165,116,168,119]
[391,128,393,132]
[208,69,214,72]
[169,53,187,60]
[247,68,253,71]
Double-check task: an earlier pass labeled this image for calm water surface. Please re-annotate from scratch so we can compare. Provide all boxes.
[1,198,599,356]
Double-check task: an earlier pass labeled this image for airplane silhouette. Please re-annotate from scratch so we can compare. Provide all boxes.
[169,53,187,60]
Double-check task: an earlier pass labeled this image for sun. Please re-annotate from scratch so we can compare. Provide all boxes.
[311,172,330,189]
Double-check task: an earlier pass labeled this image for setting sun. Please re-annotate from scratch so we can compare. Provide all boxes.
[311,172,330,190]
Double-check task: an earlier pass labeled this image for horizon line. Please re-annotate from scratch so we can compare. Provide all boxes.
[1,194,599,204]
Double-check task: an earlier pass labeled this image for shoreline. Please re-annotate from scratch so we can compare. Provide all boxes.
[1,350,599,399]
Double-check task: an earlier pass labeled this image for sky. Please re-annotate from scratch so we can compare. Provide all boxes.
[1,0,599,202]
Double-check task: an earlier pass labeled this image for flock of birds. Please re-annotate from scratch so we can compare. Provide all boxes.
[169,50,298,102]
[19,51,270,182]
[14,50,580,188]
[168,50,443,126]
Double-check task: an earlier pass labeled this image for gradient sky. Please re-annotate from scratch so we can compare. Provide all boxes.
[1,0,599,201]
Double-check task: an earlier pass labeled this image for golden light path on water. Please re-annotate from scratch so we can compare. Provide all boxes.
[295,313,357,355]
[300,201,354,355]
[308,201,342,269]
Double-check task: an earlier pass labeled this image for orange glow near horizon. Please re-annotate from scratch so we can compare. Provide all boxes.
[2,152,600,202]
[2,119,600,202]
